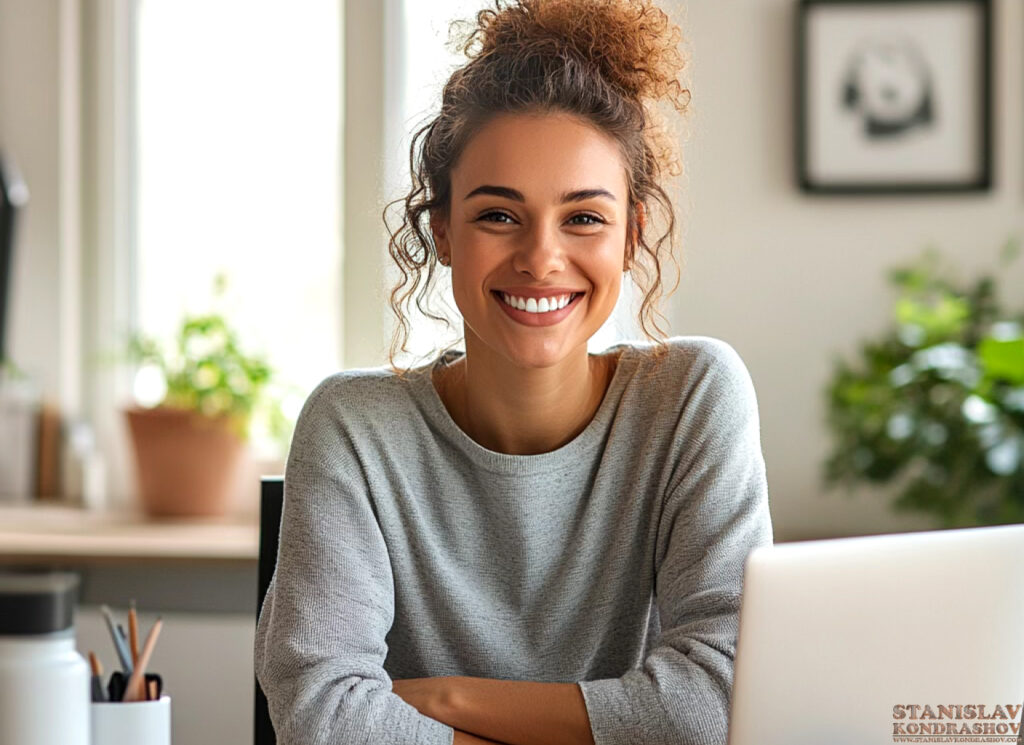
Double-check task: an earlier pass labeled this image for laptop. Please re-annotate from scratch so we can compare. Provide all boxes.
[727,523,1024,745]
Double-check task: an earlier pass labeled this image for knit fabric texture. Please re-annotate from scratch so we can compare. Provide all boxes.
[254,335,774,745]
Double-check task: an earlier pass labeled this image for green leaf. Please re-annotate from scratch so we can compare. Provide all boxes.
[894,295,970,340]
[978,337,1024,384]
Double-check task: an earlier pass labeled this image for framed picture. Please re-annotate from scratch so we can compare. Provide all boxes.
[796,0,993,194]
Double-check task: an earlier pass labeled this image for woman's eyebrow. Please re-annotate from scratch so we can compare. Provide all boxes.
[464,185,616,203]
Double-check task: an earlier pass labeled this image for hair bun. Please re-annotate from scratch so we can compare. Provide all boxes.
[454,0,689,113]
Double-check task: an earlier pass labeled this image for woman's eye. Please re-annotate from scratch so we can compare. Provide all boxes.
[569,214,605,226]
[478,211,515,224]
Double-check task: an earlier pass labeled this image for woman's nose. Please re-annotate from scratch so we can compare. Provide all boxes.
[511,224,567,279]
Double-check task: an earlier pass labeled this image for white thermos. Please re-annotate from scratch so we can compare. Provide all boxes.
[0,571,90,745]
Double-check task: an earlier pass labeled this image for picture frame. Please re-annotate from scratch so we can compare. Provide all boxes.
[796,0,993,194]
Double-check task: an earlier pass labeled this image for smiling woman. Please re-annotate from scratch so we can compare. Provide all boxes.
[254,2,775,745]
[426,112,638,454]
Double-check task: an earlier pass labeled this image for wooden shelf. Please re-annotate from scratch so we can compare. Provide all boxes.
[0,502,259,565]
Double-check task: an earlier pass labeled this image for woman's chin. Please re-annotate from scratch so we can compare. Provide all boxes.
[495,337,592,371]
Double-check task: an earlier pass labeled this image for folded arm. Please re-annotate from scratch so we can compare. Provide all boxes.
[253,379,455,745]
[577,345,774,745]
[396,676,594,745]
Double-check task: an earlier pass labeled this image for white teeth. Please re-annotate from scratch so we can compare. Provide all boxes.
[501,293,575,313]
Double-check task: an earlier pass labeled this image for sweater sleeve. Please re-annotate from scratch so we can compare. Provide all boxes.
[253,378,456,745]
[577,342,774,745]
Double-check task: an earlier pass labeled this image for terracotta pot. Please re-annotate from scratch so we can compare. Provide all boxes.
[123,406,246,517]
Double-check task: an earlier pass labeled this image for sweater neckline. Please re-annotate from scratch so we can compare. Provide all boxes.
[411,343,639,475]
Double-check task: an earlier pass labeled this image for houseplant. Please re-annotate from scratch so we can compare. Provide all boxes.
[823,241,1024,528]
[123,273,293,517]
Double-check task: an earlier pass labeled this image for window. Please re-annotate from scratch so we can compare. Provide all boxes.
[134,0,342,455]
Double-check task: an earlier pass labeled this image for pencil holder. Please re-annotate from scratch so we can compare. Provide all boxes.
[91,694,170,745]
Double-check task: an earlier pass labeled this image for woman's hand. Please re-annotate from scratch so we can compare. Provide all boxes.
[391,676,460,723]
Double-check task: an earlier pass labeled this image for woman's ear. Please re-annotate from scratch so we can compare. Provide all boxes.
[625,202,646,271]
[430,212,450,265]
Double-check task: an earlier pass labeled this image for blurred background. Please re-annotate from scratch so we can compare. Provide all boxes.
[1,0,1021,743]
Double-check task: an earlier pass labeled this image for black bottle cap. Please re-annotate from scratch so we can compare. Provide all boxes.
[0,571,78,635]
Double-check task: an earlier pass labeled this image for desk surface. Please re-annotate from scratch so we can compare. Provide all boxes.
[0,502,259,564]
[0,498,907,566]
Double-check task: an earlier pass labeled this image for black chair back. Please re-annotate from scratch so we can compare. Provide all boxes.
[255,476,283,745]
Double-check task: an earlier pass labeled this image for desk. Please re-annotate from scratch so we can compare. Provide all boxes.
[0,502,258,613]
[0,502,259,565]
[0,502,260,745]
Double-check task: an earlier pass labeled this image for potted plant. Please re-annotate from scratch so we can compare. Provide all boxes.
[823,240,1024,528]
[122,273,293,517]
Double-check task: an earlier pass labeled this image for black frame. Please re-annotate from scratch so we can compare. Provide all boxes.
[796,0,993,194]
[255,476,283,745]
[0,153,28,362]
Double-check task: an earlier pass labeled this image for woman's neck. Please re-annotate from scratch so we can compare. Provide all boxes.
[433,339,618,456]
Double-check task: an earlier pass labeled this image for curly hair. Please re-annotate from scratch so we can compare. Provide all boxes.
[382,0,690,374]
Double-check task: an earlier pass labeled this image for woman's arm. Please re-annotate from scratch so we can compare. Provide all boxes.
[576,342,774,745]
[449,678,594,745]
[254,378,455,745]
[453,729,511,744]
[394,676,594,745]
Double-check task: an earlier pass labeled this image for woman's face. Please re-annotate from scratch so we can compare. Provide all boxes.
[431,111,632,370]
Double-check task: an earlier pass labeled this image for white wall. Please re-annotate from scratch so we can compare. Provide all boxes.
[5,0,1021,540]
[672,0,1024,540]
[0,0,63,399]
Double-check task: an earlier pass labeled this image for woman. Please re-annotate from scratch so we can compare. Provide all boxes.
[254,1,774,744]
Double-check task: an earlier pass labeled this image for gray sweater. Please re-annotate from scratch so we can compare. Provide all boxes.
[254,335,774,745]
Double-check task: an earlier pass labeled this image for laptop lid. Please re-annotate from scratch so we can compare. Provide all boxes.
[727,524,1024,745]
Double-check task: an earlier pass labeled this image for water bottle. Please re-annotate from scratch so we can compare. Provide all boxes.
[0,571,90,745]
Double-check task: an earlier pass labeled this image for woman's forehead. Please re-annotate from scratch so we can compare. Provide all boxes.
[451,112,629,201]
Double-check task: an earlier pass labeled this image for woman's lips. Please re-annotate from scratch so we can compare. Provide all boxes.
[492,291,583,327]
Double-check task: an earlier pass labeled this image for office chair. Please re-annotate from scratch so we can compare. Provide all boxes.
[255,476,284,745]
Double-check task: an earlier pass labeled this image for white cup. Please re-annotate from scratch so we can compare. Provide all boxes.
[91,694,171,745]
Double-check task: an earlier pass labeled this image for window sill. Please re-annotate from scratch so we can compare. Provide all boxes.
[0,501,259,565]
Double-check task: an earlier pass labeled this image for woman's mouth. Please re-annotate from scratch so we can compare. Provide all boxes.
[492,291,584,326]
[496,292,581,313]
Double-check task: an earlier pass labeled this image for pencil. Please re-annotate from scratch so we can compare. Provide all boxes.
[122,617,163,703]
[147,678,157,701]
[88,651,106,702]
[88,651,102,677]
[128,601,139,668]
[99,605,133,675]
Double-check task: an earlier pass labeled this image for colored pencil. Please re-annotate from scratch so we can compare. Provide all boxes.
[122,617,163,703]
[99,605,133,674]
[128,601,140,668]
[88,651,106,702]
